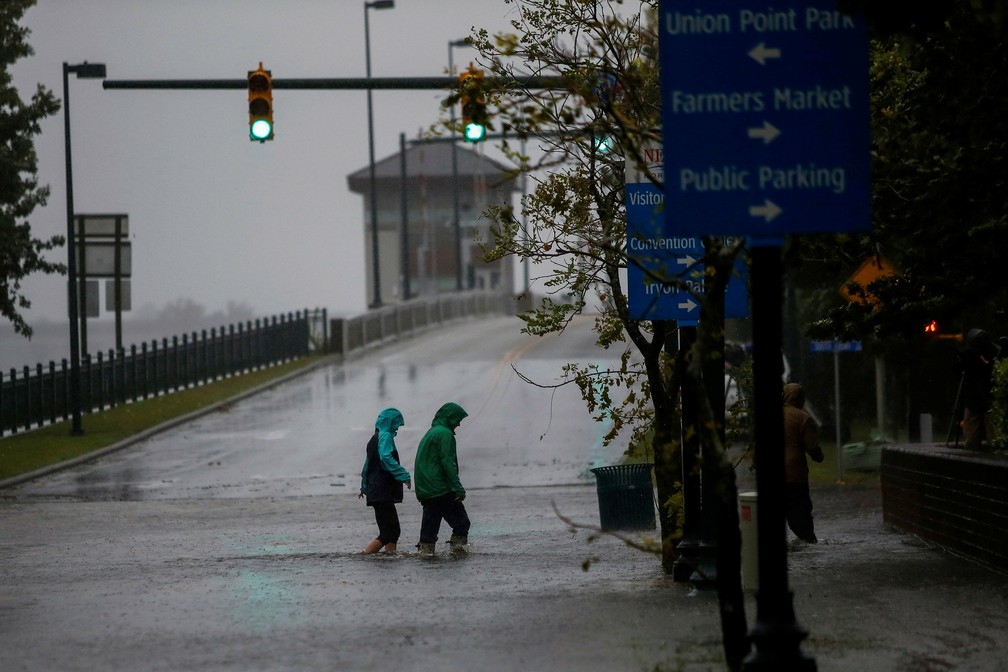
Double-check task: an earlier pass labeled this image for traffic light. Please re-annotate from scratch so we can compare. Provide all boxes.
[459,64,487,143]
[247,63,273,142]
[924,319,939,336]
[593,129,615,154]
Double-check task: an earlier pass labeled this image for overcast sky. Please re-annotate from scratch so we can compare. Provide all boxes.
[12,0,520,327]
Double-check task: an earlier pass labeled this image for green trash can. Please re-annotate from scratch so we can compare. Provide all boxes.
[589,463,656,531]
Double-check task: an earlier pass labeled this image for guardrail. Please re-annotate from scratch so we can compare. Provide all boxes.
[1,310,319,436]
[330,291,515,357]
[1,292,516,437]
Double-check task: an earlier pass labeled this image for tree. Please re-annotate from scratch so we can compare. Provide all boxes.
[464,1,749,668]
[789,2,1008,434]
[0,0,62,339]
[803,3,1008,343]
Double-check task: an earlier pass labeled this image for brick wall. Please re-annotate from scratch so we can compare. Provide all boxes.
[881,444,1008,571]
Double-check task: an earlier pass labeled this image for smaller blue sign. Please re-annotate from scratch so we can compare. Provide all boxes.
[810,339,862,353]
[626,198,705,323]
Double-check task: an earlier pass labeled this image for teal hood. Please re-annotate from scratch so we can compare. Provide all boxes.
[375,408,405,435]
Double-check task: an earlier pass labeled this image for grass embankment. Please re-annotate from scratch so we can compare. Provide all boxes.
[808,441,880,487]
[732,440,881,488]
[0,356,325,482]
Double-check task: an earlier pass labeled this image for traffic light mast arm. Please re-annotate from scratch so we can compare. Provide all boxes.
[104,75,566,90]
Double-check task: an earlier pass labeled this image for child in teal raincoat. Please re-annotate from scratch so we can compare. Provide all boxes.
[359,408,411,554]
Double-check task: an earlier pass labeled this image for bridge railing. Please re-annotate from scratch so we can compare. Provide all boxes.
[1,292,516,436]
[330,291,514,357]
[0,310,319,437]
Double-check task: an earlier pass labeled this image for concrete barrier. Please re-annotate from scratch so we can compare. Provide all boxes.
[328,292,515,359]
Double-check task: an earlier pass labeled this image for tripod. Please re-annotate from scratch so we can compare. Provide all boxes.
[945,371,965,447]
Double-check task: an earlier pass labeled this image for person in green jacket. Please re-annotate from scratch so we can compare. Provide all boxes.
[414,402,470,555]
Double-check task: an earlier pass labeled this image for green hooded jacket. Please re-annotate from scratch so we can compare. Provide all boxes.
[413,402,468,501]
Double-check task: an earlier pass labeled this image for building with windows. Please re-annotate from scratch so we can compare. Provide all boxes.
[347,140,520,303]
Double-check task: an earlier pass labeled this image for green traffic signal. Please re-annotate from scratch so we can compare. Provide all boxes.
[250,118,273,141]
[464,121,486,143]
[593,133,615,154]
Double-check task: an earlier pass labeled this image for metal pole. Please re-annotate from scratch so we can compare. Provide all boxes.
[834,348,842,479]
[674,325,701,582]
[114,216,123,351]
[691,313,727,592]
[78,218,88,359]
[364,1,394,307]
[520,132,530,294]
[743,242,815,671]
[103,75,568,91]
[399,132,410,301]
[62,63,83,436]
[449,39,469,292]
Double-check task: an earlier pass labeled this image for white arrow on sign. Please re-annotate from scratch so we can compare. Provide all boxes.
[748,42,781,66]
[676,254,698,267]
[747,120,781,144]
[678,297,698,312]
[749,199,783,222]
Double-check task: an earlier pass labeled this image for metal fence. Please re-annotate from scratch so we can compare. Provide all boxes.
[1,292,518,437]
[331,291,515,356]
[1,309,321,436]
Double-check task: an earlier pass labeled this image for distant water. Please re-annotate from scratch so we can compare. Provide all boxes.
[1,318,251,373]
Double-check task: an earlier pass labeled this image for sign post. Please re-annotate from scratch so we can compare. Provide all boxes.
[811,339,863,478]
[76,214,131,351]
[659,2,870,669]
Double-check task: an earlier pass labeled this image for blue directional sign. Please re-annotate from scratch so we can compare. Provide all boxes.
[658,0,870,236]
[627,218,705,323]
[625,147,749,322]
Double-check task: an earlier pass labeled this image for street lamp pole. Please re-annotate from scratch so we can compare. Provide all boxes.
[364,0,395,308]
[62,61,106,436]
[448,38,471,292]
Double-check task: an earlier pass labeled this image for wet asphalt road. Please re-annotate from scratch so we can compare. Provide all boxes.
[14,314,626,502]
[3,314,1008,671]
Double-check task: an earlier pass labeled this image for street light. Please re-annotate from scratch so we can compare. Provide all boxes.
[62,61,106,436]
[448,38,472,292]
[364,0,395,308]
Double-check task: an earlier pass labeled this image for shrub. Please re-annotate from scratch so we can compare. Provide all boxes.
[989,359,1008,448]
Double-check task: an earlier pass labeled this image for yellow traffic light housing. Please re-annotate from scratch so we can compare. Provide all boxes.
[247,62,274,142]
[459,64,487,143]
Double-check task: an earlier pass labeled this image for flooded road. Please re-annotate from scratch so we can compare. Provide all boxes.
[15,314,629,501]
[4,314,1008,671]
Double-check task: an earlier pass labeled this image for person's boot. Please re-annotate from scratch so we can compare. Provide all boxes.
[448,534,468,557]
[416,542,436,556]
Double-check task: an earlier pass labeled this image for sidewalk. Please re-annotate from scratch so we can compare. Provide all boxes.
[2,476,1007,671]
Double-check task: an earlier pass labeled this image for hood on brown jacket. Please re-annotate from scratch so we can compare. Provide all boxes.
[783,382,805,409]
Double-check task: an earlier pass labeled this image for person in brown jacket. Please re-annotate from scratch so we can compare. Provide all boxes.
[783,383,825,543]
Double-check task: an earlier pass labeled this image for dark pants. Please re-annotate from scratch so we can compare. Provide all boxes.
[419,493,471,543]
[371,501,401,545]
[785,483,817,543]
